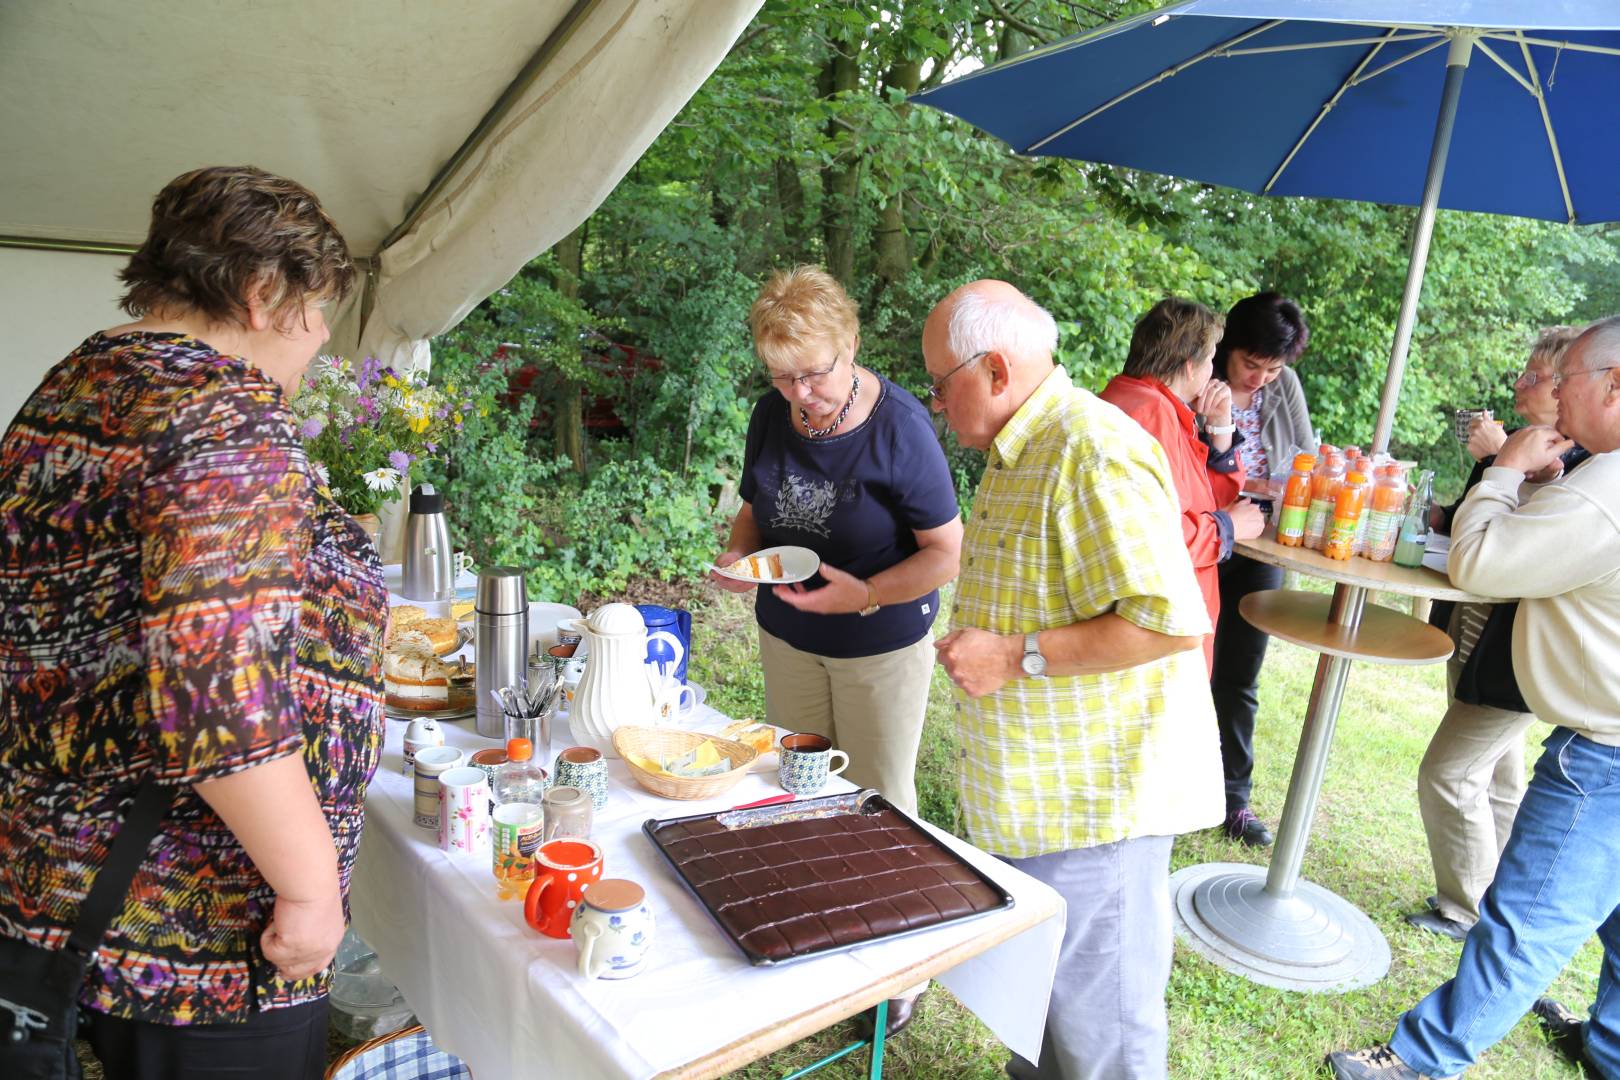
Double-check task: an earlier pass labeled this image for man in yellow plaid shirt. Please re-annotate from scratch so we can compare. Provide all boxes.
[926,281,1224,1080]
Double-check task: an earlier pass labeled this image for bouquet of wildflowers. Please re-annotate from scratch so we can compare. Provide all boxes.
[291,355,470,517]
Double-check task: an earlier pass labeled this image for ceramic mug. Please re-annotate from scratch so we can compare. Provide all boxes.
[437,766,492,856]
[547,643,588,712]
[523,838,604,939]
[411,746,465,829]
[492,802,545,900]
[571,878,654,980]
[403,717,445,775]
[652,680,699,725]
[553,746,609,811]
[541,785,593,843]
[778,733,850,796]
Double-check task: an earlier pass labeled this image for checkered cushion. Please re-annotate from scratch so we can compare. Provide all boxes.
[330,1026,470,1080]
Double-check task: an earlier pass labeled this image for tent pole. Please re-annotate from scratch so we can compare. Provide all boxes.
[1370,29,1477,455]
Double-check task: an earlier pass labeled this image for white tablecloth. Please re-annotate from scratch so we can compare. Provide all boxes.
[350,715,1064,1080]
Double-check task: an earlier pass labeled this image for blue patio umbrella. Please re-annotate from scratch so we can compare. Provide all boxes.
[914,0,1620,452]
[916,1,1620,994]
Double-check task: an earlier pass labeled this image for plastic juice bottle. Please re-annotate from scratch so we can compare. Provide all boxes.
[1394,470,1435,568]
[1303,446,1344,550]
[1363,464,1407,561]
[493,738,549,807]
[1322,472,1368,561]
[1275,453,1317,546]
[1351,454,1389,556]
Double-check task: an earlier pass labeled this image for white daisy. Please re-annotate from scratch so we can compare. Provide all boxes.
[363,467,401,492]
[312,462,331,487]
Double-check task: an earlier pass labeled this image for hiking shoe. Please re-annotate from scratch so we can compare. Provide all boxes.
[1531,998,1591,1071]
[1402,908,1469,942]
[1224,806,1274,847]
[1324,1044,1458,1079]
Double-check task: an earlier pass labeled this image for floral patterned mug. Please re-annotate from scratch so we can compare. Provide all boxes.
[571,878,654,980]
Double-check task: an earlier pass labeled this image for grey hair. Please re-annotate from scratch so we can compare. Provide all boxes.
[946,288,1059,365]
[1576,315,1620,368]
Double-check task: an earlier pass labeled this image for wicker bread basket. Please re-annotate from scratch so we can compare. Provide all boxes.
[612,726,759,800]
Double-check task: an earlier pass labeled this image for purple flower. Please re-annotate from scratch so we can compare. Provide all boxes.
[358,356,383,391]
[356,396,378,420]
[299,417,325,439]
[424,443,438,453]
[434,405,450,419]
[388,450,412,473]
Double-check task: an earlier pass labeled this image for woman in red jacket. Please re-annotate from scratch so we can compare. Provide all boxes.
[1100,298,1265,672]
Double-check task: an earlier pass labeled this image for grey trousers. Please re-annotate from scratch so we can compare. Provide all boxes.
[1003,835,1175,1080]
[1416,617,1535,926]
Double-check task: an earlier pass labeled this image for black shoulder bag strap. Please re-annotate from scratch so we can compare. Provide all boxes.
[2,777,176,1076]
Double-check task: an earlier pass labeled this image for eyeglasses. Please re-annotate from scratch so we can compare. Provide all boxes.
[924,351,989,402]
[1510,369,1551,389]
[1552,365,1620,388]
[768,353,841,390]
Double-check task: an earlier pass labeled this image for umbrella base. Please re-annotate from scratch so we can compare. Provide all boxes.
[1170,862,1390,992]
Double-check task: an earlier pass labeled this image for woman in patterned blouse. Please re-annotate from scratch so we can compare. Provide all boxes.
[0,166,386,1078]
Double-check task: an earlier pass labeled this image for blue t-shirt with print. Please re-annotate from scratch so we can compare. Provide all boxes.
[739,375,959,659]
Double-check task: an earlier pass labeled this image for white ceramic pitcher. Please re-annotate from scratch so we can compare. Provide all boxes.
[567,604,686,758]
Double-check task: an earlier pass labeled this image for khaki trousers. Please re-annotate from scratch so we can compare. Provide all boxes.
[758,627,935,815]
[1417,625,1535,926]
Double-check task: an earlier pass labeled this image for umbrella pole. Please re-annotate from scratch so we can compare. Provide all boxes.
[1370,30,1478,455]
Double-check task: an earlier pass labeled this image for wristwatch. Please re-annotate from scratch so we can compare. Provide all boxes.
[1205,422,1236,435]
[1020,631,1047,678]
[857,579,881,617]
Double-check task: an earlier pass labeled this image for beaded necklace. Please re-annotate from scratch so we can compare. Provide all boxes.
[799,372,861,438]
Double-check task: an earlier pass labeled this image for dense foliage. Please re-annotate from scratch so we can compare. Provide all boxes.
[428,0,1619,599]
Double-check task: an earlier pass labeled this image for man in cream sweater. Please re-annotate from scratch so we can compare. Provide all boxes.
[1329,315,1620,1080]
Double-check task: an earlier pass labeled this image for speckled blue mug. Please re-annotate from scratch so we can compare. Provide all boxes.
[778,733,849,796]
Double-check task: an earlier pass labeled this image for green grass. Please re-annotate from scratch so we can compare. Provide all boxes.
[685,584,1597,1079]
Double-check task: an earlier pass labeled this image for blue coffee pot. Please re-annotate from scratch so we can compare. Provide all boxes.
[635,604,692,684]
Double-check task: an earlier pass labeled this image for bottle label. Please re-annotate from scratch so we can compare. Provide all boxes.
[1325,516,1358,557]
[1365,509,1401,559]
[1303,498,1335,545]
[1277,503,1308,540]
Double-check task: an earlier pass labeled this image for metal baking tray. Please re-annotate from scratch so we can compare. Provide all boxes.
[643,789,1015,966]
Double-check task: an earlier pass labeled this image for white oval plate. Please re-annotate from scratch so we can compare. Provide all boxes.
[710,545,820,585]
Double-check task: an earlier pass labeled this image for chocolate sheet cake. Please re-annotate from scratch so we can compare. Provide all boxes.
[646,794,1011,964]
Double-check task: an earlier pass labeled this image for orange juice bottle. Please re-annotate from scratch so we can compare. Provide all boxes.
[1275,453,1317,546]
[1303,446,1343,550]
[1363,464,1407,562]
[1323,471,1368,561]
[1351,454,1385,556]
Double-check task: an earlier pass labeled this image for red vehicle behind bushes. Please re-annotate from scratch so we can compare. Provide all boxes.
[498,339,662,437]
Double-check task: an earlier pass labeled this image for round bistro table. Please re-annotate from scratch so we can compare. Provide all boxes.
[1170,530,1502,992]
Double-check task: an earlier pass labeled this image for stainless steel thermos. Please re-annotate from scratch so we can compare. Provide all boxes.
[475,566,528,739]
[401,484,454,601]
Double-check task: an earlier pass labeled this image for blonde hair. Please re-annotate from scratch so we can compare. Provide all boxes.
[1124,297,1224,383]
[1529,325,1582,369]
[748,266,860,371]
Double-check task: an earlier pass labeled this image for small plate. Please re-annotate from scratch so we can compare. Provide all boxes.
[710,545,820,585]
[384,703,475,722]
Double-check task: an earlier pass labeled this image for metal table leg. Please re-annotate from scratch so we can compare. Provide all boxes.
[1169,584,1392,992]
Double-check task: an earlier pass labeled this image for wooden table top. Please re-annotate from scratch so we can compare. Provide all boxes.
[1239,590,1455,666]
[1235,530,1503,603]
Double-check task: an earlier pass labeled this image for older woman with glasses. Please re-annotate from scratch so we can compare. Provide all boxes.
[1406,326,1589,942]
[712,266,962,826]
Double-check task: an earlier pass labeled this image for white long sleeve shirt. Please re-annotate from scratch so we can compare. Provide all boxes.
[1450,451,1620,745]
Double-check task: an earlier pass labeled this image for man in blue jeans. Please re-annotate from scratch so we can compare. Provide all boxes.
[1328,315,1620,1080]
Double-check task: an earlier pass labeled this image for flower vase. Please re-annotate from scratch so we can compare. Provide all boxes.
[353,513,383,554]
[375,493,407,564]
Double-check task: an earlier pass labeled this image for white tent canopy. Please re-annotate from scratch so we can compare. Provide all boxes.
[0,0,762,420]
